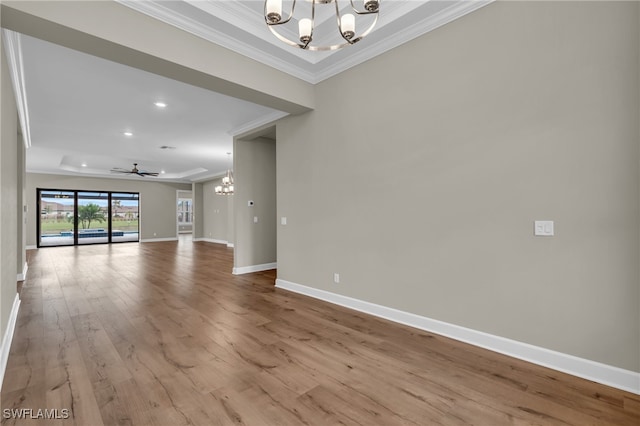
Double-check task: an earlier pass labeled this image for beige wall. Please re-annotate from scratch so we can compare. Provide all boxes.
[277,1,640,372]
[26,173,191,245]
[234,137,276,268]
[0,40,19,336]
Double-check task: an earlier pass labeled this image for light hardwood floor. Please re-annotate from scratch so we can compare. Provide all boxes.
[1,239,639,425]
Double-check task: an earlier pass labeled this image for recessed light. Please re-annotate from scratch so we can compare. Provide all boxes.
[81,163,87,167]
[154,102,167,108]
[160,170,166,174]
[124,131,133,137]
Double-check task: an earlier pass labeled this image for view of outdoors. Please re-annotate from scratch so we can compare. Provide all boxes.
[39,190,139,247]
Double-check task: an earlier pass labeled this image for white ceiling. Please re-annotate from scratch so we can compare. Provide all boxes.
[4,0,490,183]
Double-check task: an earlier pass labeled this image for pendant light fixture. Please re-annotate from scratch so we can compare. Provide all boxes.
[215,152,234,195]
[264,0,380,51]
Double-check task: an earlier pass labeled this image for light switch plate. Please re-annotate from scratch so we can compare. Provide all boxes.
[534,220,554,236]
[281,217,287,225]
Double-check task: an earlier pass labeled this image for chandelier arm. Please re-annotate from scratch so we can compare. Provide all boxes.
[335,0,355,45]
[344,12,378,44]
[268,26,306,49]
[303,0,316,50]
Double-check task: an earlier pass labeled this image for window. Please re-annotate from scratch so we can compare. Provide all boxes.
[178,199,192,225]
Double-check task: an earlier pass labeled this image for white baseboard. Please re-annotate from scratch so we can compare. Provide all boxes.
[139,237,179,243]
[196,238,228,245]
[227,243,234,248]
[233,262,277,275]
[275,279,640,395]
[26,245,36,250]
[16,262,28,282]
[0,294,21,391]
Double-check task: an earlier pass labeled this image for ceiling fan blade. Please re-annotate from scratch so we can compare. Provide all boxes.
[139,172,159,176]
[110,169,132,174]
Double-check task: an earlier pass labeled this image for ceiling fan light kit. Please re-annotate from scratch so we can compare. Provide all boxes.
[264,0,380,51]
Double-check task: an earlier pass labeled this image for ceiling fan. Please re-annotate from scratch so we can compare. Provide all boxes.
[110,163,159,177]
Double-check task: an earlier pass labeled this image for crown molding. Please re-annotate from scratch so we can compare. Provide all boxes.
[184,0,324,65]
[115,0,317,83]
[228,110,288,137]
[314,0,494,82]
[116,1,493,85]
[2,29,32,148]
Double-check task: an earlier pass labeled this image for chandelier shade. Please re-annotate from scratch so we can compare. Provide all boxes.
[215,152,234,195]
[264,0,380,51]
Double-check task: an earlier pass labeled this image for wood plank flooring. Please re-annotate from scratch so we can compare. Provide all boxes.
[2,238,638,425]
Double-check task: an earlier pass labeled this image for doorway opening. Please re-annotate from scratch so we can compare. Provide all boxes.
[177,190,193,235]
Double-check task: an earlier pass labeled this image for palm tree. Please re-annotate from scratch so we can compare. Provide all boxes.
[112,200,121,220]
[69,203,105,229]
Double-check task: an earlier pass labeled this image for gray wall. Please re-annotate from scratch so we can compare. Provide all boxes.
[234,137,276,268]
[277,1,640,372]
[201,179,232,243]
[192,182,204,240]
[16,133,25,278]
[26,173,191,246]
[0,40,19,336]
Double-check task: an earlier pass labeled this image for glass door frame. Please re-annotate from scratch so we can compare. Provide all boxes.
[37,188,140,248]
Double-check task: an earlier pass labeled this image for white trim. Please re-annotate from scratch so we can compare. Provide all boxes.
[228,111,289,137]
[275,279,640,395]
[314,0,492,82]
[16,262,28,282]
[25,245,36,250]
[139,237,179,243]
[115,0,317,83]
[233,262,277,275]
[2,29,32,148]
[195,238,228,245]
[226,243,234,248]
[0,294,21,391]
[114,0,493,84]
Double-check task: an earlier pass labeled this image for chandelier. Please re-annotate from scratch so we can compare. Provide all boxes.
[215,152,234,195]
[264,0,380,51]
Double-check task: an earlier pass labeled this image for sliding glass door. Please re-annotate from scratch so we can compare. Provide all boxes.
[37,189,140,247]
[111,193,139,242]
[77,192,109,245]
[39,190,76,247]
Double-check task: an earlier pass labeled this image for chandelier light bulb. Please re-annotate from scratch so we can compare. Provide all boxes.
[299,18,313,43]
[341,14,355,39]
[266,0,282,23]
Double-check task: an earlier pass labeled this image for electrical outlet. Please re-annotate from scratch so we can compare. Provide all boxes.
[333,273,340,284]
